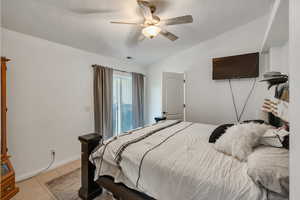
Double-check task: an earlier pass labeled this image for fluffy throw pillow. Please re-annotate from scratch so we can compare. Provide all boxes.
[209,120,266,144]
[214,123,272,161]
[209,124,234,143]
[247,146,289,197]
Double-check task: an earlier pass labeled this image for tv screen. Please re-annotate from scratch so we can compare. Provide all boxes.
[212,52,259,80]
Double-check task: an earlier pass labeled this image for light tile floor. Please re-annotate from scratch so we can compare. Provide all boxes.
[12,159,82,200]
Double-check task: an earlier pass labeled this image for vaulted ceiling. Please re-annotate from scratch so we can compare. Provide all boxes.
[2,0,273,66]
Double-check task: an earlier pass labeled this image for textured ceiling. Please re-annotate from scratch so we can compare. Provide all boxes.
[2,0,273,66]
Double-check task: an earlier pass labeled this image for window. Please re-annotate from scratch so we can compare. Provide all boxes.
[112,71,133,135]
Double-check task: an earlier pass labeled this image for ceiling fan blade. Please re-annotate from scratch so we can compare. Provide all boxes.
[137,0,153,20]
[110,21,140,25]
[161,15,193,26]
[160,30,178,41]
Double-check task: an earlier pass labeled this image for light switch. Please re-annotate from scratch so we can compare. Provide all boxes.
[84,106,91,112]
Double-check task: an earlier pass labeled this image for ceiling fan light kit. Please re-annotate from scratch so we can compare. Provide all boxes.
[110,0,193,42]
[142,25,161,38]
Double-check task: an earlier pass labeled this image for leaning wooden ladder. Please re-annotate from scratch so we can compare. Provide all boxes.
[1,57,19,200]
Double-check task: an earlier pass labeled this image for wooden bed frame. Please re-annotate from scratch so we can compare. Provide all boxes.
[78,133,155,200]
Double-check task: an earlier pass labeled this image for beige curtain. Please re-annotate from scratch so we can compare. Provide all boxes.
[132,72,144,128]
[93,65,113,139]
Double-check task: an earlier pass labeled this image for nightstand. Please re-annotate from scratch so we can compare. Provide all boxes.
[154,117,167,123]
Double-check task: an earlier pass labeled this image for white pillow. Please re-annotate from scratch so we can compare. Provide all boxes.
[214,123,272,161]
[247,146,289,197]
[260,129,289,148]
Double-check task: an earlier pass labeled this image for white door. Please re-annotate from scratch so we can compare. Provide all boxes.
[162,72,185,120]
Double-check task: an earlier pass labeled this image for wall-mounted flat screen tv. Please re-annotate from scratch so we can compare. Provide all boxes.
[212,52,259,80]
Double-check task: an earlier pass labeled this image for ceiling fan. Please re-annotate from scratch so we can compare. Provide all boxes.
[110,0,193,41]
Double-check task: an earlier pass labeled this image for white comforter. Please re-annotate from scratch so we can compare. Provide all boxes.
[91,121,269,200]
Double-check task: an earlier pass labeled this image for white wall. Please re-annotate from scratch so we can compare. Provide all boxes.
[146,16,269,124]
[1,28,146,181]
[289,0,300,199]
[269,42,289,74]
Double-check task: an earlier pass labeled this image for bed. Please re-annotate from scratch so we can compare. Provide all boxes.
[78,120,288,200]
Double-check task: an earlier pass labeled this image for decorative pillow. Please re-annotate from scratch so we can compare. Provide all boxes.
[260,129,289,148]
[214,123,272,161]
[209,124,233,143]
[247,146,289,197]
[282,135,289,150]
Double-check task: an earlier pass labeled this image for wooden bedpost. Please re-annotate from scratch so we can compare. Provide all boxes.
[78,133,102,200]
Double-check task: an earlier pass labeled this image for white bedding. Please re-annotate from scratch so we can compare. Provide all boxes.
[90,121,274,200]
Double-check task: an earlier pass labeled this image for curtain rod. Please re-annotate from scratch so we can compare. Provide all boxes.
[92,64,146,76]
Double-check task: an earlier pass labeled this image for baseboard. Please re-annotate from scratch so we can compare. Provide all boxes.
[16,155,81,182]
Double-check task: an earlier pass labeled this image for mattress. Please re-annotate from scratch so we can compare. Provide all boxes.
[90,121,273,200]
